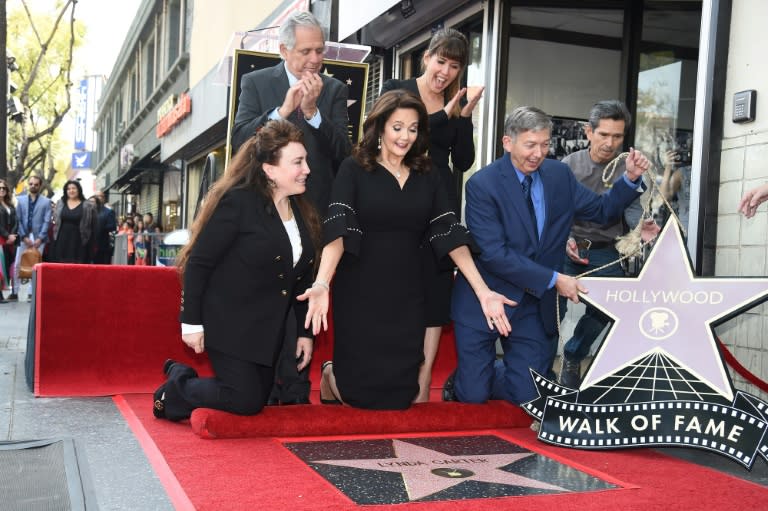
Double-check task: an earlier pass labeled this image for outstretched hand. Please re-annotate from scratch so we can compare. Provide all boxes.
[296,286,329,335]
[739,183,768,218]
[477,289,517,337]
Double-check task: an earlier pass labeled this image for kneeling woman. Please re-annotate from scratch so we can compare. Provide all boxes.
[154,120,321,421]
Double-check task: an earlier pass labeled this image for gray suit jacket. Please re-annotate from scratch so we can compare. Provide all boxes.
[231,62,352,214]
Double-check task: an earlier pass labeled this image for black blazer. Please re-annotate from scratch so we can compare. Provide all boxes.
[0,203,18,241]
[231,62,352,214]
[180,188,316,366]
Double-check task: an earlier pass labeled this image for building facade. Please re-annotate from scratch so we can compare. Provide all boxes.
[92,0,189,229]
[92,0,768,397]
[341,0,766,399]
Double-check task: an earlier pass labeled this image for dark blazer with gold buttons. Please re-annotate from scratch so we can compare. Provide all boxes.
[180,187,315,366]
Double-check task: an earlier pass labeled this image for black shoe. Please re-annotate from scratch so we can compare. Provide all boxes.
[163,359,198,378]
[280,396,311,405]
[153,384,167,419]
[559,355,582,389]
[266,397,280,406]
[442,370,457,401]
[7,293,17,301]
[163,358,178,375]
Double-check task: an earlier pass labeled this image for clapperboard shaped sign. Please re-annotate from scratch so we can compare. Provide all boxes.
[523,220,768,469]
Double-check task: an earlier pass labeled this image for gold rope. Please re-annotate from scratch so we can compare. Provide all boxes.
[555,151,685,349]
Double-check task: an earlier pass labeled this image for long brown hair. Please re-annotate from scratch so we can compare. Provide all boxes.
[0,179,13,208]
[422,28,469,118]
[176,120,322,279]
[353,90,432,174]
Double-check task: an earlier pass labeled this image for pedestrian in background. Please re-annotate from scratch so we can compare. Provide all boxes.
[0,179,18,302]
[11,175,52,301]
[50,180,97,264]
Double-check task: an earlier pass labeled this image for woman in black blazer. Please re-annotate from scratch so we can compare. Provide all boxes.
[0,179,18,301]
[153,120,322,421]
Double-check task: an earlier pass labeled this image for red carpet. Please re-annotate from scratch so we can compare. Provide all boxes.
[117,394,768,511]
[31,261,458,397]
[33,264,213,396]
[191,400,531,439]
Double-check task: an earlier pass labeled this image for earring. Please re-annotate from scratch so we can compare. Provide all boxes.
[377,136,381,150]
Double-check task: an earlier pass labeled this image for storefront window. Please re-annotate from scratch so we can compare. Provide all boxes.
[635,3,701,234]
[505,7,624,124]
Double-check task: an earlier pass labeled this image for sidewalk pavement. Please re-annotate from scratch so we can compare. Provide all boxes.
[0,295,173,510]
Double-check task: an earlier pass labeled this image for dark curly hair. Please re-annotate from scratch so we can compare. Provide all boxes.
[353,90,431,174]
[176,120,322,278]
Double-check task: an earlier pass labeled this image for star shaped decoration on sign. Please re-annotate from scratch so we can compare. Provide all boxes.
[346,78,352,85]
[313,439,567,501]
[577,221,768,401]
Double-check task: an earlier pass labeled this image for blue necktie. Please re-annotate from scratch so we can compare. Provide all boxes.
[521,175,538,240]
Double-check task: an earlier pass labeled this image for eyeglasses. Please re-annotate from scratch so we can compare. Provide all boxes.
[0,187,7,191]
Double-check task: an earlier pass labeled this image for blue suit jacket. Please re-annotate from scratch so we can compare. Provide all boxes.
[15,193,52,243]
[452,154,643,335]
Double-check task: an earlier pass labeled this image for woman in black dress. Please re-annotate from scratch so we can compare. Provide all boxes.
[381,28,485,401]
[51,180,96,263]
[153,120,321,421]
[0,179,18,300]
[299,90,513,410]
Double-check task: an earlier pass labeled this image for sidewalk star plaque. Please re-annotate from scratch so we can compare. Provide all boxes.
[284,435,617,504]
[523,221,768,468]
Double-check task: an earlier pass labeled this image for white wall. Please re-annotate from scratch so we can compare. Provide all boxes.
[505,37,621,119]
[715,0,768,400]
[188,0,285,86]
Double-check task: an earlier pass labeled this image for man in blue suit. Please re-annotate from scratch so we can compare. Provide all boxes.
[448,106,649,405]
[11,175,52,300]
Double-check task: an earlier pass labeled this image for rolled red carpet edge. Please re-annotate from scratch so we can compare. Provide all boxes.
[190,400,532,439]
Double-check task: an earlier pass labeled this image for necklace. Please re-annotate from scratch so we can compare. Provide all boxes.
[378,159,407,180]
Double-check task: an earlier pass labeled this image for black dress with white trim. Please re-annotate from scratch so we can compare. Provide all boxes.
[323,156,477,409]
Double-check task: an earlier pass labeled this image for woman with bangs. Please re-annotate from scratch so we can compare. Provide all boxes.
[381,28,485,402]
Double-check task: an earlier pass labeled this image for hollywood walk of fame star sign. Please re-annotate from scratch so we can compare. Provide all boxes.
[523,221,768,468]
[283,435,617,504]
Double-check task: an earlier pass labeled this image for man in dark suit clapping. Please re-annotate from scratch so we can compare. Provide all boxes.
[231,11,352,404]
[231,11,351,216]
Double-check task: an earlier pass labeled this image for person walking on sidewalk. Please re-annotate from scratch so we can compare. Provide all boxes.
[10,175,51,301]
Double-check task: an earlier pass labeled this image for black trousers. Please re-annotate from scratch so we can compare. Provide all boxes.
[162,347,274,421]
[268,311,311,403]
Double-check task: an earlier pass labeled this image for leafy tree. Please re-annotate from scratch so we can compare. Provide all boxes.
[2,0,83,196]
